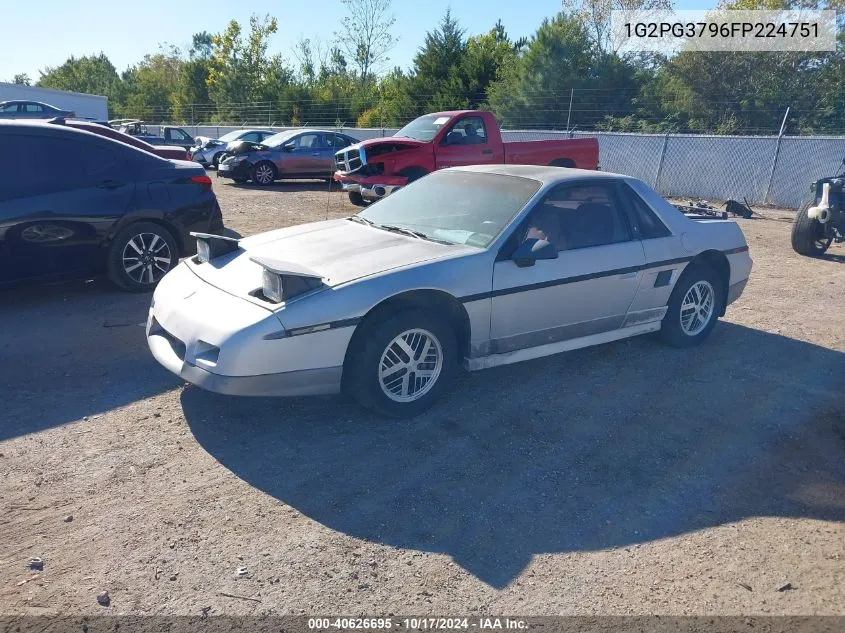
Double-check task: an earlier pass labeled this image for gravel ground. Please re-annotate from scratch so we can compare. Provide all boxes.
[1,177,844,616]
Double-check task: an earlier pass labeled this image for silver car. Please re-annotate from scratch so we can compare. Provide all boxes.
[189,129,275,168]
[0,100,74,119]
[217,129,359,185]
[147,165,752,417]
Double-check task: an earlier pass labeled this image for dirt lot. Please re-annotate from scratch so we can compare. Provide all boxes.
[1,177,844,616]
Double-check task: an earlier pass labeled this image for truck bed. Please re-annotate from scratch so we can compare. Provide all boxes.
[503,137,599,170]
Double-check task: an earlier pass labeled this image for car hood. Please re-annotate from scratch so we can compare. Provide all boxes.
[356,136,427,156]
[187,219,474,304]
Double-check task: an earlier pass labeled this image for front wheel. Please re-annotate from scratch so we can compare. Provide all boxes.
[348,191,369,207]
[791,201,832,257]
[212,152,224,168]
[107,222,179,292]
[660,264,723,348]
[346,310,457,418]
[252,161,277,186]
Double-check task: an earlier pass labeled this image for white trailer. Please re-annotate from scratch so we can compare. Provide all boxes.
[0,82,108,120]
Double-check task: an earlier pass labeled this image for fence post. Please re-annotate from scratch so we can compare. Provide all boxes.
[654,133,670,192]
[764,134,784,206]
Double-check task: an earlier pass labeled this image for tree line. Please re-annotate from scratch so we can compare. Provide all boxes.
[9,0,844,135]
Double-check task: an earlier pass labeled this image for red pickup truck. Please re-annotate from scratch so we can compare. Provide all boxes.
[334,110,599,206]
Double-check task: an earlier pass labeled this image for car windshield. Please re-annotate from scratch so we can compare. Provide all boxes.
[263,130,300,148]
[356,170,542,248]
[395,114,454,142]
[218,130,244,143]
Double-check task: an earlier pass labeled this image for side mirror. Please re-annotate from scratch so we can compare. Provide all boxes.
[282,143,296,152]
[512,238,558,267]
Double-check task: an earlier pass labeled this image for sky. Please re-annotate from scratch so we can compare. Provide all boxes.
[0,0,715,82]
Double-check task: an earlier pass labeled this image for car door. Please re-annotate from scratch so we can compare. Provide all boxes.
[435,116,503,169]
[0,131,135,282]
[282,132,328,176]
[489,181,647,354]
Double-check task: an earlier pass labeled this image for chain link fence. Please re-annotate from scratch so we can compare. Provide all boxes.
[152,123,843,209]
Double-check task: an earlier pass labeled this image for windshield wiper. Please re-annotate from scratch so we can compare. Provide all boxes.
[347,215,375,226]
[377,224,455,245]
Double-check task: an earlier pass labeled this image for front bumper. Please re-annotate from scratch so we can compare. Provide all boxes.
[218,160,252,180]
[335,173,407,201]
[726,278,748,305]
[146,264,344,397]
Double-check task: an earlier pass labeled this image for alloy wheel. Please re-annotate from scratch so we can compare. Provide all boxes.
[680,280,715,336]
[378,328,443,403]
[122,233,172,285]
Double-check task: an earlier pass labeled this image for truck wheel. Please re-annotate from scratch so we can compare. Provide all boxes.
[252,161,277,186]
[348,191,369,207]
[791,201,832,257]
[401,167,428,184]
[107,222,179,293]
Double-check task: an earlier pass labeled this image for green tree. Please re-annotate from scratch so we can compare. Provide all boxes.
[12,73,31,85]
[409,9,469,112]
[121,46,184,122]
[38,54,123,114]
[336,0,397,86]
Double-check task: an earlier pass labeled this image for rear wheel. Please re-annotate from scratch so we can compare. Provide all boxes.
[107,222,179,292]
[346,310,457,418]
[791,201,832,257]
[660,264,723,348]
[252,161,277,186]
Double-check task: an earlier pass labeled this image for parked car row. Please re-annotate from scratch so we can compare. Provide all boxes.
[0,120,224,292]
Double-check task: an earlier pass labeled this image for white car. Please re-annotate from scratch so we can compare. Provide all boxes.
[147,165,752,417]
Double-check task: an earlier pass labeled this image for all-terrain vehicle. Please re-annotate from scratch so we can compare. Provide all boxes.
[792,158,845,257]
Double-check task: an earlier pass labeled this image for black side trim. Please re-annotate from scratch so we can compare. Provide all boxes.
[285,316,362,338]
[461,255,695,303]
[724,245,749,255]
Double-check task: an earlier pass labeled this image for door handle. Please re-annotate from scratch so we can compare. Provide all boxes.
[482,149,493,155]
[98,180,123,189]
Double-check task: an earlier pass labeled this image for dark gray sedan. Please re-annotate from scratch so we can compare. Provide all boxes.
[0,100,74,119]
[218,129,359,185]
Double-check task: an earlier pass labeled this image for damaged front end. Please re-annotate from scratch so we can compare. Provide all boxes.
[334,139,425,202]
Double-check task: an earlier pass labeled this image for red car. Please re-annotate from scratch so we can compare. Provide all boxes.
[334,110,599,205]
[47,118,188,160]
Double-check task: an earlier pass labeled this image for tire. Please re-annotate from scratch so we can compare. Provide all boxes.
[346,309,457,418]
[107,221,179,292]
[791,201,832,257]
[232,177,248,184]
[252,161,277,186]
[660,263,724,348]
[212,152,223,168]
[348,191,368,207]
[401,167,428,184]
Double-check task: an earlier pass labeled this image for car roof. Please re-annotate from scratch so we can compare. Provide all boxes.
[0,100,54,106]
[449,164,628,185]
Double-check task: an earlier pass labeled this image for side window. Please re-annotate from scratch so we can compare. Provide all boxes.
[623,185,672,239]
[0,103,16,112]
[296,133,320,149]
[443,116,488,145]
[170,128,189,141]
[24,103,44,112]
[525,183,632,251]
[0,134,85,197]
[79,142,119,176]
[241,132,260,142]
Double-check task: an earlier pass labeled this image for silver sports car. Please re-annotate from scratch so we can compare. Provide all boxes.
[147,165,752,417]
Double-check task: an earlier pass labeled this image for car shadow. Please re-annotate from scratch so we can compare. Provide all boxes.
[0,278,177,440]
[182,322,845,588]
[228,179,340,193]
[819,252,845,263]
